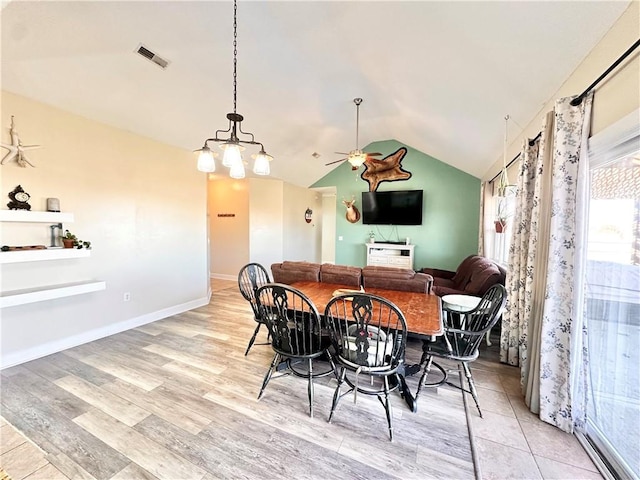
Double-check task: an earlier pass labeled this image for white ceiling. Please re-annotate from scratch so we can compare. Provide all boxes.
[1,1,631,187]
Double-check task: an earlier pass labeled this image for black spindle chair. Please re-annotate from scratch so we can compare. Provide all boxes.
[238,263,272,356]
[324,293,407,441]
[255,283,334,417]
[415,284,507,417]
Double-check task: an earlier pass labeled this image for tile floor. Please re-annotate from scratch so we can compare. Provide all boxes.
[463,344,603,479]
[0,279,605,479]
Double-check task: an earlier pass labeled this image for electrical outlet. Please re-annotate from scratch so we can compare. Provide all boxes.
[123,292,131,302]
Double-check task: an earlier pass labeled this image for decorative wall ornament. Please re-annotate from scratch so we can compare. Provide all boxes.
[304,208,313,223]
[360,147,411,192]
[1,116,41,168]
[342,196,361,223]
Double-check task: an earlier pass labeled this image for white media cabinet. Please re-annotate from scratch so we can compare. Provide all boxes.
[365,242,414,269]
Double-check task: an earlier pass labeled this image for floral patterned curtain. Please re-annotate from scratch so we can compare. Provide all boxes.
[501,93,593,433]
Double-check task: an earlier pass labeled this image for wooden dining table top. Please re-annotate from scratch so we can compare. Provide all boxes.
[290,281,443,337]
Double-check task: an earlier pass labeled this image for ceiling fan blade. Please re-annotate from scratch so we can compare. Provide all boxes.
[365,152,382,157]
[334,152,350,156]
[325,158,346,166]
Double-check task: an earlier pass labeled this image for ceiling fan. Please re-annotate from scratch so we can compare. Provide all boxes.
[325,98,381,170]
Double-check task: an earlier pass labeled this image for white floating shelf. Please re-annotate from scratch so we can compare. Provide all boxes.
[0,210,74,223]
[0,281,106,308]
[0,248,91,264]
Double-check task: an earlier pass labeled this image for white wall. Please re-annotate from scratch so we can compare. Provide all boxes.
[320,192,337,264]
[282,183,322,262]
[0,91,209,367]
[484,2,640,181]
[249,178,284,271]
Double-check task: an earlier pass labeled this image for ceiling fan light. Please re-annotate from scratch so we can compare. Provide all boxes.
[253,151,272,175]
[220,142,244,167]
[229,158,246,179]
[347,151,366,168]
[196,146,216,173]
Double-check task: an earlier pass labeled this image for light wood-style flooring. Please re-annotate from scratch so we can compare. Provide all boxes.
[1,280,603,479]
[1,281,475,479]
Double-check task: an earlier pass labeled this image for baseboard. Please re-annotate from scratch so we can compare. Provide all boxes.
[1,296,210,369]
[210,273,236,281]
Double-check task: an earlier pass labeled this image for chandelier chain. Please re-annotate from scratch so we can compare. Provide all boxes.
[233,0,238,114]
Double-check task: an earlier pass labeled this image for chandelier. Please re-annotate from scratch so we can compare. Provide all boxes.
[195,0,272,177]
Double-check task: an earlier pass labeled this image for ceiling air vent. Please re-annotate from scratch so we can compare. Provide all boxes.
[135,44,169,69]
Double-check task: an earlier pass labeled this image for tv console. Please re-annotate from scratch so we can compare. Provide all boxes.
[365,242,414,269]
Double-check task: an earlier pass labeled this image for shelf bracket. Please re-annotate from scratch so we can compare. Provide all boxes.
[49,223,62,247]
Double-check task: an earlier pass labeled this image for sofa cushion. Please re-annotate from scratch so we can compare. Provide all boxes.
[361,266,416,280]
[271,262,321,284]
[433,277,456,289]
[320,264,362,288]
[433,285,471,297]
[362,266,432,293]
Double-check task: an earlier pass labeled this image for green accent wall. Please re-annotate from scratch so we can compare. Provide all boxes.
[312,139,480,271]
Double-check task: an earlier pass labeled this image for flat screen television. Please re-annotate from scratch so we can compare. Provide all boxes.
[361,190,423,225]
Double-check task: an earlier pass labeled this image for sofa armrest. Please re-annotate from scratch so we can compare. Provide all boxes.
[420,268,455,280]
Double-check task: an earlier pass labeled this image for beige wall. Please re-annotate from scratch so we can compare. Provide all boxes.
[208,177,322,278]
[484,2,640,181]
[208,178,250,278]
[0,91,209,366]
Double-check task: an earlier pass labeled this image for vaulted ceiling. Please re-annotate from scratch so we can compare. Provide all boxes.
[1,1,631,187]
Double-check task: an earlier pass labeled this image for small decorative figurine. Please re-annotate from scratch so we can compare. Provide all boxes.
[7,185,31,210]
[1,116,40,168]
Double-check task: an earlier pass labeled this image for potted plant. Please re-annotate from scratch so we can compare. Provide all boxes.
[494,199,508,233]
[61,229,91,249]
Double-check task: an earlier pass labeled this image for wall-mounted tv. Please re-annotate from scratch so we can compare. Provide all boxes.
[361,190,423,225]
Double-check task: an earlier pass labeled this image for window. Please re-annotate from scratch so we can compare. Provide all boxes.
[488,185,516,265]
[580,110,639,480]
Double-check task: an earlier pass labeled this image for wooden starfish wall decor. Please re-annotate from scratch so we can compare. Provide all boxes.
[1,116,41,168]
[360,147,412,192]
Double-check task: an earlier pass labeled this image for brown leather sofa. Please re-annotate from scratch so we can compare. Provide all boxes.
[270,262,432,293]
[319,263,362,288]
[361,266,433,293]
[420,255,506,297]
[270,261,321,284]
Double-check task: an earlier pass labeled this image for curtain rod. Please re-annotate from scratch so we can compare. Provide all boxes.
[488,39,639,184]
[570,38,640,106]
[488,131,542,184]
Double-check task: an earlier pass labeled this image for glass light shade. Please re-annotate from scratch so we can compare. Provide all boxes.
[220,142,245,168]
[253,151,272,175]
[347,150,366,168]
[229,158,246,179]
[196,147,216,173]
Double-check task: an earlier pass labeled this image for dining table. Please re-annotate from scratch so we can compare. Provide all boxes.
[290,281,443,412]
